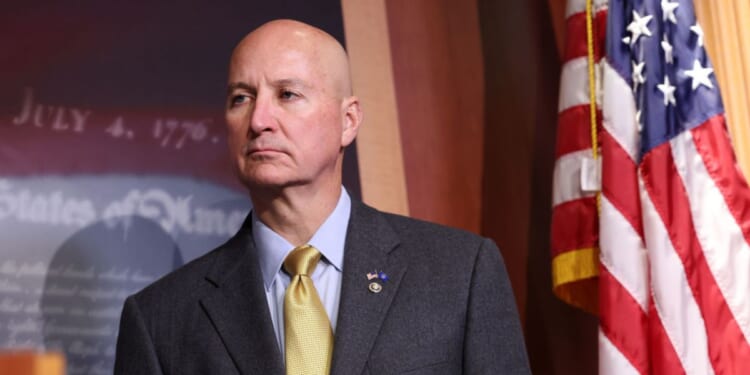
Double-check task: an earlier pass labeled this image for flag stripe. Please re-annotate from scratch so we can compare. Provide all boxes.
[556,105,602,157]
[647,301,686,375]
[599,196,648,310]
[599,264,649,374]
[641,142,747,374]
[551,197,598,255]
[599,329,641,375]
[552,149,598,205]
[601,62,639,161]
[600,130,643,237]
[566,0,609,18]
[558,57,596,112]
[564,10,608,62]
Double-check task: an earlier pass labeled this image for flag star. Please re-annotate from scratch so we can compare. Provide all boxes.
[684,59,714,90]
[661,35,674,64]
[632,60,646,91]
[661,0,679,24]
[690,23,704,47]
[657,75,677,106]
[622,36,632,45]
[627,11,653,44]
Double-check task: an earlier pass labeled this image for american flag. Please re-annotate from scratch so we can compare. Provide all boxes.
[552,0,750,373]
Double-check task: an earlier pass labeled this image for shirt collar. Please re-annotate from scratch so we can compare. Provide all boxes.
[253,189,351,291]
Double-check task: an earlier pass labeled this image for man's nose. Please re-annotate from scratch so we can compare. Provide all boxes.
[248,94,277,134]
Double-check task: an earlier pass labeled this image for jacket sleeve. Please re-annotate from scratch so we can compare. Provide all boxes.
[463,238,531,374]
[114,295,165,375]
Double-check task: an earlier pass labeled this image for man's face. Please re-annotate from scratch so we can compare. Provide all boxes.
[225,31,355,192]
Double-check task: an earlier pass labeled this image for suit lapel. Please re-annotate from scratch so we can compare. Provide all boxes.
[200,221,284,375]
[331,201,406,375]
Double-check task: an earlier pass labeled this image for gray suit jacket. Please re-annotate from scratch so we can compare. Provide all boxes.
[114,200,530,374]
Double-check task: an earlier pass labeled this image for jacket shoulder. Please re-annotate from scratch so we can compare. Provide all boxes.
[368,205,490,249]
[351,201,498,272]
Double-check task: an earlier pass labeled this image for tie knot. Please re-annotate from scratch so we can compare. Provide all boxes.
[283,244,321,277]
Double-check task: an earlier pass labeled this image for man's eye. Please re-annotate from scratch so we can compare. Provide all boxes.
[280,90,298,100]
[230,95,249,106]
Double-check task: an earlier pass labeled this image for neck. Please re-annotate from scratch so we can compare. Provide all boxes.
[250,182,342,247]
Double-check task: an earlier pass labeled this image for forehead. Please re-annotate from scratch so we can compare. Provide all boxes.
[228,35,327,87]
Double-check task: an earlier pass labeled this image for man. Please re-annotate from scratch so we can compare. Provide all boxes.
[114,19,530,374]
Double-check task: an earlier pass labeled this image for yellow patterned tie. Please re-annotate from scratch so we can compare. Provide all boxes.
[283,244,333,375]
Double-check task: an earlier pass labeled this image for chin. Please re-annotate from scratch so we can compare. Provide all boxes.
[237,170,297,190]
[235,161,288,185]
[239,175,282,188]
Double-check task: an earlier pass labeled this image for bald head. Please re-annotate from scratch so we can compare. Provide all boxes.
[229,19,353,98]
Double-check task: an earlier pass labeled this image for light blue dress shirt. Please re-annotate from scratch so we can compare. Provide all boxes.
[252,189,350,356]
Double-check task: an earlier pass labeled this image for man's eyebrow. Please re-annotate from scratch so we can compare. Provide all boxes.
[227,82,253,94]
[226,79,311,94]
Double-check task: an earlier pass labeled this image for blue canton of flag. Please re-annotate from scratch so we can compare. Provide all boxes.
[607,0,722,160]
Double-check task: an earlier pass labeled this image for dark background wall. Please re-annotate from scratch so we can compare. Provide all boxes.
[378,0,599,373]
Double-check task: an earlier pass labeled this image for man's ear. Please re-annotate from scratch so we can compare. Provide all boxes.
[341,96,362,148]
